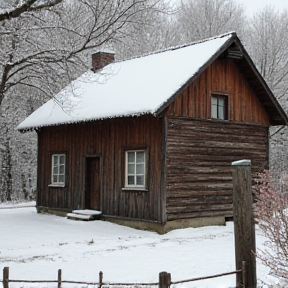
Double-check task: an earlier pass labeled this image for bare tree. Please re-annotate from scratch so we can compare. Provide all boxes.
[115,0,247,60]
[175,0,246,43]
[0,0,164,109]
[114,0,175,59]
[0,0,63,22]
[245,7,288,101]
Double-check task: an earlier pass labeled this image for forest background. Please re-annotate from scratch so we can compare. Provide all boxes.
[1,0,288,202]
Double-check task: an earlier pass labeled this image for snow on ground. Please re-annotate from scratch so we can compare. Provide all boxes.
[0,203,279,288]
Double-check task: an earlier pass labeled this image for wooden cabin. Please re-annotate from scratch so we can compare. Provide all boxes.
[18,32,288,233]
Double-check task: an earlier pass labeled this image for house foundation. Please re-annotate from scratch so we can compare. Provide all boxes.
[102,215,226,234]
[37,206,225,234]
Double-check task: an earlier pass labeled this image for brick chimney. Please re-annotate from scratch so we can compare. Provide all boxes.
[92,51,115,72]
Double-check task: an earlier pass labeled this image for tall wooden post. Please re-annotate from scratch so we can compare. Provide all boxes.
[159,271,171,288]
[231,160,256,288]
[58,269,62,288]
[99,271,103,288]
[3,267,9,288]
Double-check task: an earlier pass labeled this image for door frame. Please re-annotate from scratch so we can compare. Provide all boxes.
[84,155,102,211]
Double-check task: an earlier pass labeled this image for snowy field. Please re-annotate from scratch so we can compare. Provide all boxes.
[0,202,279,288]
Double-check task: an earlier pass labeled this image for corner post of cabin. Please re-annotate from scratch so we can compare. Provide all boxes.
[231,159,256,288]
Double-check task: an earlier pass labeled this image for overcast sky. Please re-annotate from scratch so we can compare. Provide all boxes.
[235,0,288,15]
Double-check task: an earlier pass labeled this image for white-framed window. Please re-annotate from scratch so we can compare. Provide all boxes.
[211,94,228,120]
[125,150,146,189]
[51,154,66,185]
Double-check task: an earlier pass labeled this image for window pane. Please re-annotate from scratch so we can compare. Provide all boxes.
[128,163,135,174]
[136,176,144,186]
[127,152,135,163]
[136,163,144,174]
[136,152,145,163]
[53,175,58,183]
[211,105,217,118]
[59,155,65,164]
[218,98,225,107]
[53,155,58,163]
[59,175,65,183]
[59,165,65,174]
[53,166,58,175]
[211,97,217,105]
[218,106,224,120]
[128,175,134,185]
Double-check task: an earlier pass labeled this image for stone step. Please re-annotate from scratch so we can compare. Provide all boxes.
[67,209,102,221]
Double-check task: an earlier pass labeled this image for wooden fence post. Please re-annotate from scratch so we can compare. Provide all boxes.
[3,267,9,288]
[58,269,62,288]
[231,160,256,288]
[99,271,103,288]
[159,271,171,288]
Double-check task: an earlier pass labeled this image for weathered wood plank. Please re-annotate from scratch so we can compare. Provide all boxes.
[167,203,233,214]
[167,189,232,197]
[165,116,268,220]
[167,58,270,126]
[167,209,233,220]
[166,195,232,206]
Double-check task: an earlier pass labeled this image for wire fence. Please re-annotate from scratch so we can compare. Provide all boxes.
[2,264,246,288]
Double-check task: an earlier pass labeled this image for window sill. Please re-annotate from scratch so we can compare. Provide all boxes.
[122,187,148,192]
[48,183,65,188]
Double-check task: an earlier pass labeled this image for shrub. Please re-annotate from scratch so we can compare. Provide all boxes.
[253,170,288,281]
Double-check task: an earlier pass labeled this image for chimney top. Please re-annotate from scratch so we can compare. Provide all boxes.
[92,51,115,72]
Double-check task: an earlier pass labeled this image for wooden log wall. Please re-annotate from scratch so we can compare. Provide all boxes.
[37,115,164,222]
[165,117,268,220]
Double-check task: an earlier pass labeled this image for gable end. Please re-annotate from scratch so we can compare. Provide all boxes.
[156,35,288,126]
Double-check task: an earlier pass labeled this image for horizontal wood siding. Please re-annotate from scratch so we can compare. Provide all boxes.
[37,116,164,221]
[167,58,270,126]
[166,117,268,220]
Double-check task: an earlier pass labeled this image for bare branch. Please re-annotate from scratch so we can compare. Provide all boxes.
[0,0,63,22]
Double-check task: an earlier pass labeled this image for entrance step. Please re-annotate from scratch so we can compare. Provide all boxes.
[67,209,102,221]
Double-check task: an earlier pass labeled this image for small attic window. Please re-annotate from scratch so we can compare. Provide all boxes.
[211,94,228,120]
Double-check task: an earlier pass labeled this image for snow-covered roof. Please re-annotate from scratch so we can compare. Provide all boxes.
[18,33,234,130]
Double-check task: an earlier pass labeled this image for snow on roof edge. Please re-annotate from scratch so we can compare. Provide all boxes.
[17,110,156,131]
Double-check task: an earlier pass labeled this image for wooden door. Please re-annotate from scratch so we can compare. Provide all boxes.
[85,157,101,210]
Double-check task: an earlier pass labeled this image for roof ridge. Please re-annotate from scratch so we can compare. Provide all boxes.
[118,31,236,64]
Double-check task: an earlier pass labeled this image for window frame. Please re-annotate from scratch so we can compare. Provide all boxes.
[50,153,66,187]
[211,94,228,120]
[123,149,148,191]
